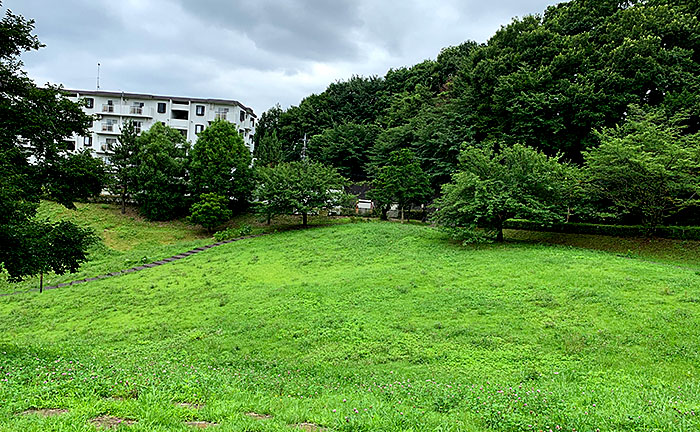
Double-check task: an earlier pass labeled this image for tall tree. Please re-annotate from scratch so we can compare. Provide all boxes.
[0,3,99,283]
[110,119,139,214]
[253,103,282,157]
[254,130,283,168]
[189,119,253,209]
[454,0,700,160]
[132,122,190,220]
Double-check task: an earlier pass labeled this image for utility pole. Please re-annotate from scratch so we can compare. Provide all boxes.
[301,133,307,161]
[96,62,101,90]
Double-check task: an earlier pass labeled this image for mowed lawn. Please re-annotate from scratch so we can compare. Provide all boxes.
[1,222,699,431]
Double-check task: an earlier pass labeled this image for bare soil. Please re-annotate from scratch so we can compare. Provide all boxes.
[21,408,68,417]
[89,415,136,429]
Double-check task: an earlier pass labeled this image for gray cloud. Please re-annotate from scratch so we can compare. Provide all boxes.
[173,0,364,61]
[5,0,561,115]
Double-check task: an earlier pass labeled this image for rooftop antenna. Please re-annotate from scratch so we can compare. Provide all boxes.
[96,62,101,90]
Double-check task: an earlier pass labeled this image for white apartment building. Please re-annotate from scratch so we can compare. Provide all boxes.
[62,89,256,163]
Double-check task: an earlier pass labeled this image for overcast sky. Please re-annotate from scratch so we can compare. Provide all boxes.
[7,0,561,116]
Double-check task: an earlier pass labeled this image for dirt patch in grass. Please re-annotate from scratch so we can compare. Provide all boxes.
[21,408,68,417]
[246,412,273,419]
[89,415,136,429]
[293,422,327,431]
[185,421,219,428]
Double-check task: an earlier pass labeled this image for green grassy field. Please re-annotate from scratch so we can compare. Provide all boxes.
[1,216,699,431]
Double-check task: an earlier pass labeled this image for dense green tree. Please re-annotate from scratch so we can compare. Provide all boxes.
[132,122,189,220]
[188,193,233,233]
[254,130,283,168]
[253,103,283,165]
[189,119,252,209]
[40,149,107,209]
[307,123,380,181]
[253,104,282,149]
[454,0,700,160]
[255,161,349,227]
[433,144,576,242]
[368,149,432,222]
[584,105,700,231]
[110,119,139,214]
[0,4,99,283]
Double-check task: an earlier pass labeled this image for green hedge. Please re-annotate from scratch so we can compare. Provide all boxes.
[504,219,700,240]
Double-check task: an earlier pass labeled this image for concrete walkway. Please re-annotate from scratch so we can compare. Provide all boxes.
[0,234,266,297]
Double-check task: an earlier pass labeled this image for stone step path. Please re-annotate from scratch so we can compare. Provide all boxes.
[0,234,266,298]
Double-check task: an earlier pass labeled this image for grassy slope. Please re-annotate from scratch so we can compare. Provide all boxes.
[0,202,344,295]
[1,221,699,431]
[0,202,211,295]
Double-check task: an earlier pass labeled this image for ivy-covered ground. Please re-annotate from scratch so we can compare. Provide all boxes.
[1,218,699,431]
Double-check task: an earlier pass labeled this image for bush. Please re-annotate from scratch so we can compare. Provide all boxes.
[188,193,232,233]
[504,219,700,240]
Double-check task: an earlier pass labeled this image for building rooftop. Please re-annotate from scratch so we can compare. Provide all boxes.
[62,88,256,117]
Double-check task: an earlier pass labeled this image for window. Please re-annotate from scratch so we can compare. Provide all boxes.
[64,140,76,151]
[240,111,245,122]
[157,102,166,113]
[85,98,94,109]
[102,118,117,132]
[171,110,188,120]
[177,129,187,139]
[251,118,255,127]
[215,108,228,120]
[129,102,143,115]
[195,124,204,134]
[83,136,92,147]
[133,121,142,134]
[195,105,205,116]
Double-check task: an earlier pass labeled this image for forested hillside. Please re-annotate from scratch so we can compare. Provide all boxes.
[254,0,700,199]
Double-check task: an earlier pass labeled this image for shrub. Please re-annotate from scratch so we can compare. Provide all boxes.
[188,193,232,233]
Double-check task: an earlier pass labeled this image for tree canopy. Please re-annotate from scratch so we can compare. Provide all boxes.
[433,144,576,242]
[132,122,190,221]
[254,0,700,229]
[189,119,253,209]
[584,105,700,231]
[0,4,100,282]
[254,161,349,227]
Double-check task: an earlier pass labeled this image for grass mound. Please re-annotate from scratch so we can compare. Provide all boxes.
[1,222,699,431]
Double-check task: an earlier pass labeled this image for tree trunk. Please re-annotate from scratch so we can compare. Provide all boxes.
[121,185,127,214]
[400,207,404,223]
[267,213,271,225]
[302,212,308,227]
[39,273,43,293]
[381,207,388,221]
[496,218,504,242]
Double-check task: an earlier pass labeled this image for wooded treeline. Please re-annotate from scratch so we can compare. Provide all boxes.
[254,0,700,225]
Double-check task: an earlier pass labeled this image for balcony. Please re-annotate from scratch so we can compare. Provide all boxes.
[100,104,154,118]
[99,123,120,135]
